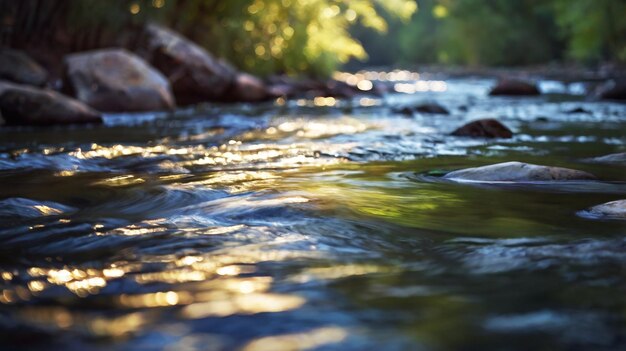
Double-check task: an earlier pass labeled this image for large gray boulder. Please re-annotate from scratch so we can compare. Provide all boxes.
[64,48,175,112]
[0,48,48,87]
[443,161,597,182]
[0,81,101,126]
[581,200,626,219]
[140,24,237,105]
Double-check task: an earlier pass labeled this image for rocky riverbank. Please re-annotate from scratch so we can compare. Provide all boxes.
[0,24,385,126]
[1,24,625,126]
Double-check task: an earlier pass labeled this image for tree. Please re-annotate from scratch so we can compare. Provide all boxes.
[553,0,626,63]
[0,0,417,77]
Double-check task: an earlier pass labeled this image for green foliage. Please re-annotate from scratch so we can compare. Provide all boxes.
[60,0,415,77]
[4,0,624,75]
[355,0,625,67]
[396,0,565,66]
[3,0,415,77]
[169,0,417,77]
[553,0,626,63]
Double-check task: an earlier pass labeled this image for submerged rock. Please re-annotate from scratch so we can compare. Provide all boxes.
[489,79,540,96]
[64,48,175,112]
[0,48,48,87]
[140,24,237,105]
[451,118,513,138]
[0,81,101,126]
[443,161,597,182]
[580,200,626,219]
[585,152,626,165]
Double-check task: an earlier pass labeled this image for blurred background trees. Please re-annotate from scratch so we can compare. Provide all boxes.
[0,0,416,77]
[0,0,624,77]
[355,0,626,68]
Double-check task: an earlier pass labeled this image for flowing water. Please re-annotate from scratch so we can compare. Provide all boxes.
[0,77,625,350]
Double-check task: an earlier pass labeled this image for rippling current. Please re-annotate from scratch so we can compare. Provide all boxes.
[1,77,625,350]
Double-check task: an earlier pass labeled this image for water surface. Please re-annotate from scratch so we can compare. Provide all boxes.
[1,77,625,350]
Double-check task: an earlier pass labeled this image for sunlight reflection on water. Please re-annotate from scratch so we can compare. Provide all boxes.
[0,77,625,350]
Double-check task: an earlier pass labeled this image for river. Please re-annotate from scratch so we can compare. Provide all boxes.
[1,76,625,350]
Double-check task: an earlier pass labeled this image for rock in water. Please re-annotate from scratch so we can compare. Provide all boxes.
[565,107,591,114]
[415,103,450,114]
[265,76,369,99]
[489,79,540,96]
[140,24,237,105]
[226,73,270,102]
[443,161,597,182]
[596,80,626,101]
[0,48,48,86]
[580,200,626,219]
[64,49,175,112]
[394,106,414,116]
[324,80,359,98]
[451,119,513,138]
[395,103,450,115]
[0,81,101,125]
[586,152,626,165]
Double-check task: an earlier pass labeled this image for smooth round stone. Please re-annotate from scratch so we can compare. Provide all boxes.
[0,80,101,126]
[586,152,626,165]
[0,48,48,87]
[451,118,513,138]
[443,161,597,182]
[581,200,626,219]
[64,48,175,112]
